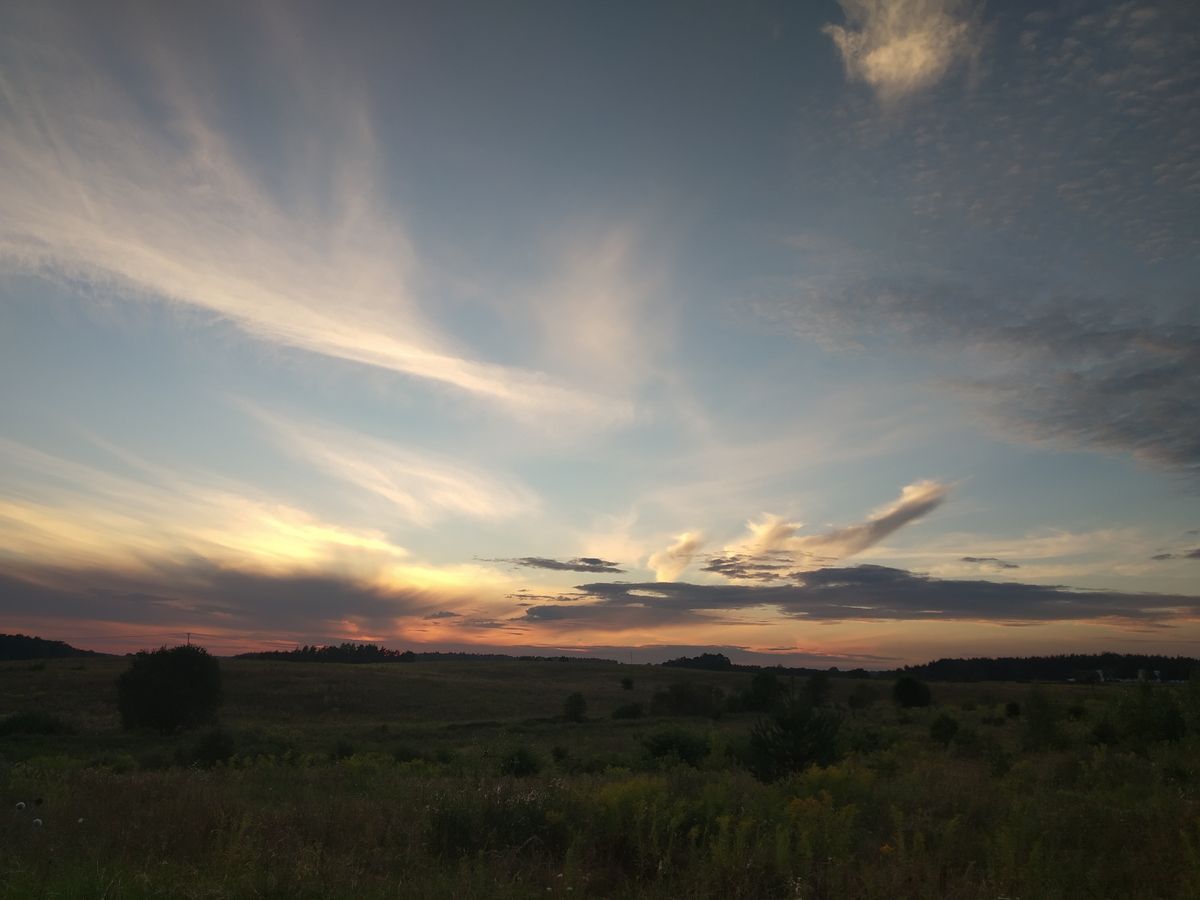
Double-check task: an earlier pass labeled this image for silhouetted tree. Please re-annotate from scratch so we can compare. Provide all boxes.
[892,675,932,708]
[563,692,587,722]
[117,645,222,733]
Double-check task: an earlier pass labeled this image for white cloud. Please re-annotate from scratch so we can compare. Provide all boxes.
[648,531,706,581]
[823,0,981,101]
[735,479,951,563]
[247,408,540,527]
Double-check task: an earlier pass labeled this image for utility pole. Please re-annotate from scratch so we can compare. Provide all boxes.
[186,632,191,646]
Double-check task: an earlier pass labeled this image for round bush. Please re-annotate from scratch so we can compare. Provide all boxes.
[116,645,223,733]
[892,675,932,708]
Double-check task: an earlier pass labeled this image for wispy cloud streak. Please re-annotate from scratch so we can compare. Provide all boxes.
[0,4,622,421]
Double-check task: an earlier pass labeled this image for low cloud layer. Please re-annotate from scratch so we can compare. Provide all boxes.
[961,556,1020,570]
[823,0,981,102]
[493,556,625,574]
[1152,549,1200,562]
[0,561,448,649]
[514,564,1200,630]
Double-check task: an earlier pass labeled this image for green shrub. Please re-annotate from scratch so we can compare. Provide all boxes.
[1022,687,1062,751]
[116,645,223,733]
[189,728,235,768]
[498,744,541,776]
[620,677,634,690]
[930,713,959,747]
[642,728,710,767]
[749,699,842,781]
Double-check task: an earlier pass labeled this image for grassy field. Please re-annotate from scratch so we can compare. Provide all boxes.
[2,657,1199,898]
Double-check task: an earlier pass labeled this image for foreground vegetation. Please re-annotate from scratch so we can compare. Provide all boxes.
[2,657,1200,898]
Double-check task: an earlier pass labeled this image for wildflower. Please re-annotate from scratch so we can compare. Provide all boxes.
[15,802,25,810]
[32,818,43,827]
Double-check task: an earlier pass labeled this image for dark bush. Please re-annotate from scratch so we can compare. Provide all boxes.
[116,645,223,733]
[612,701,644,719]
[1022,687,1062,751]
[563,692,587,722]
[930,713,959,747]
[749,699,842,782]
[892,675,932,708]
[743,669,786,712]
[642,728,710,767]
[651,682,724,718]
[498,744,541,776]
[848,683,879,711]
[1112,683,1186,749]
[190,728,235,767]
[620,677,634,691]
[1005,701,1021,718]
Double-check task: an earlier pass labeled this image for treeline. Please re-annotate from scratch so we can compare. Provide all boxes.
[903,653,1200,683]
[234,643,617,665]
[661,653,875,679]
[0,633,100,661]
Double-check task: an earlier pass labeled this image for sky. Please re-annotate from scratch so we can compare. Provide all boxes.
[1,0,1197,665]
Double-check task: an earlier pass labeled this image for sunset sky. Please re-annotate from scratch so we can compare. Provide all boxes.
[1,0,1197,665]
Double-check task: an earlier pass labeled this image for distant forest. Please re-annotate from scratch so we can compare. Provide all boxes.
[903,653,1200,682]
[0,633,100,660]
[234,643,616,665]
[662,652,1200,683]
[6,634,1199,682]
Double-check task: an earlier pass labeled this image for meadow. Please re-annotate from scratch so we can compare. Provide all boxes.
[2,656,1199,899]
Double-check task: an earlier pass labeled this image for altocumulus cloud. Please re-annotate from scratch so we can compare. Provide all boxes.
[823,0,982,102]
[708,480,951,580]
[516,565,1200,629]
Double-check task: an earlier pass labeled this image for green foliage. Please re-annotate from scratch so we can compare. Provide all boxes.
[892,675,931,708]
[563,691,587,722]
[929,713,959,747]
[642,728,710,768]
[748,699,842,782]
[116,645,223,733]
